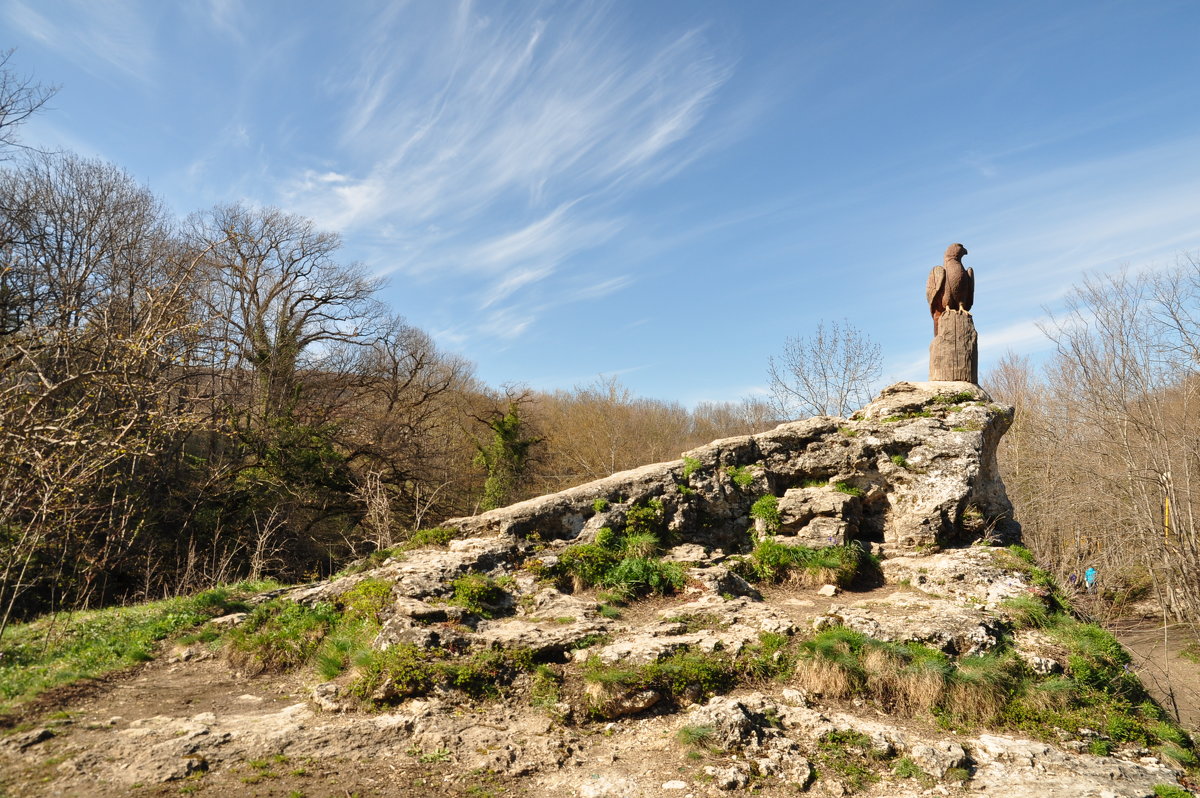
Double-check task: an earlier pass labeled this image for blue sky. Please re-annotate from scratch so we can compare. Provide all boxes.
[5,0,1200,406]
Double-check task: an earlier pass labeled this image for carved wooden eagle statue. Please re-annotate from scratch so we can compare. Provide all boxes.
[925,243,974,336]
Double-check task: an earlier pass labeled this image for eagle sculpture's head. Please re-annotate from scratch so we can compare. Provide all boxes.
[944,243,968,262]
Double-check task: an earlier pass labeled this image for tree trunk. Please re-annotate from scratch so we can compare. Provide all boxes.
[930,310,978,383]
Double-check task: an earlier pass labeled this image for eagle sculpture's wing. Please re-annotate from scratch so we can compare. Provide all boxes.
[925,266,945,311]
[962,267,975,312]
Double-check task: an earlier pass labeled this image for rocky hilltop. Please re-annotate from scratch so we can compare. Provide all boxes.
[2,382,1195,798]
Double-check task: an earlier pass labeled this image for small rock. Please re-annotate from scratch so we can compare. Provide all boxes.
[310,682,352,712]
[662,779,687,789]
[2,727,53,751]
[817,584,840,597]
[703,764,749,790]
[209,612,247,627]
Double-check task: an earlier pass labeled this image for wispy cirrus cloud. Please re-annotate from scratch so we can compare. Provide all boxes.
[3,0,156,83]
[276,1,736,344]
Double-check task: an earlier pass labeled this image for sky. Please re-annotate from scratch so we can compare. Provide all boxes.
[4,0,1200,407]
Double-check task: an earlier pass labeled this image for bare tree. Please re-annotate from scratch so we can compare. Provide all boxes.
[767,319,882,418]
[0,49,56,156]
[989,262,1200,628]
[187,203,383,429]
[0,153,194,630]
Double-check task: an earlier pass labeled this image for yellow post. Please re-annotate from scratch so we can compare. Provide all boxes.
[1164,494,1171,542]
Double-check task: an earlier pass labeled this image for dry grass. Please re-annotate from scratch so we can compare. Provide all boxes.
[793,656,856,698]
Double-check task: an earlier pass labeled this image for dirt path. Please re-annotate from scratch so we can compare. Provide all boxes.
[1111,620,1200,733]
[0,655,527,798]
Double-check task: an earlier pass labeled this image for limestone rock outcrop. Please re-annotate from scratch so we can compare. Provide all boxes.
[444,380,1016,553]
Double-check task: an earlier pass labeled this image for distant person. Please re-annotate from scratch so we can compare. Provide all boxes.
[1085,566,1097,592]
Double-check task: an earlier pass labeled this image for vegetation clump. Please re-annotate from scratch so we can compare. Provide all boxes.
[740,539,877,587]
[449,574,511,618]
[749,494,781,535]
[933,391,975,405]
[583,648,738,710]
[724,465,755,489]
[813,729,887,793]
[224,599,341,674]
[554,499,684,600]
[349,644,535,704]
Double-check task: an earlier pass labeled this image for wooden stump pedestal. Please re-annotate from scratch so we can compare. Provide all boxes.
[929,309,978,383]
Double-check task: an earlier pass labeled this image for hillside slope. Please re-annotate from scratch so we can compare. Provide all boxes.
[1,382,1195,798]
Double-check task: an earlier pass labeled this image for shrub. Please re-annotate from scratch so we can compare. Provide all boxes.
[559,543,621,590]
[833,481,864,497]
[449,574,510,619]
[624,498,666,538]
[682,456,702,480]
[592,497,609,513]
[1050,621,1141,698]
[749,494,781,535]
[349,643,439,701]
[225,600,341,673]
[724,465,755,489]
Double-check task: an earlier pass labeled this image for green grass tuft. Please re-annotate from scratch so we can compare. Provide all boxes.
[677,724,719,749]
[746,539,876,587]
[224,599,341,674]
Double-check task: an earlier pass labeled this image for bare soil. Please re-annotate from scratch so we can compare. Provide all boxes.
[1112,619,1200,733]
[0,655,527,798]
